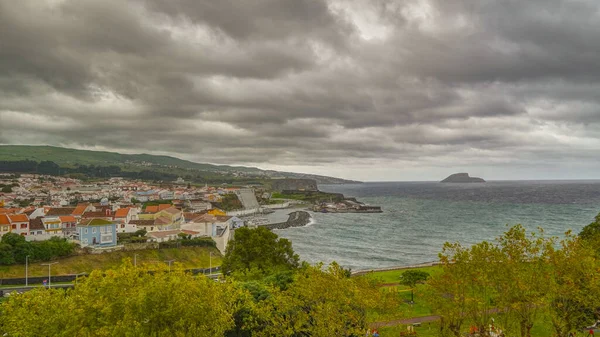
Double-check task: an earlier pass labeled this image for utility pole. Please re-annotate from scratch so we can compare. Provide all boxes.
[25,255,29,287]
[164,259,175,273]
[41,262,58,287]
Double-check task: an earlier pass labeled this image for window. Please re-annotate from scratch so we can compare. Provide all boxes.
[37,231,42,235]
[85,228,88,234]
[83,238,88,244]
[20,224,27,229]
[11,224,16,230]
[92,228,96,234]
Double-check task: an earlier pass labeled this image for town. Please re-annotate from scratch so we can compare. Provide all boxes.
[0,173,288,256]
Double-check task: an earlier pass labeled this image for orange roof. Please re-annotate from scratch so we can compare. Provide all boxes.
[114,208,130,218]
[145,205,159,213]
[72,205,88,216]
[59,216,77,223]
[0,214,9,225]
[8,214,28,223]
[158,204,171,211]
[0,208,19,214]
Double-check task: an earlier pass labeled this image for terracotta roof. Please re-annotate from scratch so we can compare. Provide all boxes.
[158,204,171,211]
[59,216,77,223]
[79,218,114,226]
[154,216,171,226]
[190,213,217,223]
[145,205,159,213]
[46,207,76,216]
[129,220,155,227]
[113,208,130,218]
[215,216,232,222]
[148,230,181,239]
[8,214,29,223]
[29,217,45,231]
[82,211,108,218]
[0,214,9,225]
[182,229,200,236]
[162,207,181,215]
[72,205,87,216]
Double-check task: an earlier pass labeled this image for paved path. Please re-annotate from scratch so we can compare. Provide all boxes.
[370,315,441,328]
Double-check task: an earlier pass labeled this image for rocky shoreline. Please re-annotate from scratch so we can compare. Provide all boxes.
[264,211,312,230]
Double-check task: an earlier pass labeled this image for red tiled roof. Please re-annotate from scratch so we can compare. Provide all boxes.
[59,216,77,223]
[82,211,109,218]
[129,220,155,227]
[114,208,130,218]
[154,216,171,226]
[162,207,181,215]
[8,214,29,223]
[46,207,76,216]
[145,205,159,213]
[29,217,45,231]
[0,214,9,225]
[158,204,171,211]
[72,205,88,216]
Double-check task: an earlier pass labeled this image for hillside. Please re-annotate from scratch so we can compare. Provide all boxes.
[0,145,359,184]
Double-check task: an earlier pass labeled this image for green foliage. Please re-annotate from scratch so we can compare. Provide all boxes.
[400,270,430,288]
[1,185,12,193]
[0,233,76,265]
[579,213,600,241]
[251,263,380,337]
[214,193,243,211]
[222,226,299,279]
[0,264,240,336]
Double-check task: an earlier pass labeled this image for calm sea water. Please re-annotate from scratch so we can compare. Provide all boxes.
[273,181,600,271]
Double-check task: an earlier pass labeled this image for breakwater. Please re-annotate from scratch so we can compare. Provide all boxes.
[264,211,312,230]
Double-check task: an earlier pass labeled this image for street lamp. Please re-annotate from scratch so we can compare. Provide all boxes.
[164,259,175,273]
[25,255,29,287]
[40,262,58,288]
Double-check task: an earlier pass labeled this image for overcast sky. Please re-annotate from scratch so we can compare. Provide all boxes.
[1,0,600,181]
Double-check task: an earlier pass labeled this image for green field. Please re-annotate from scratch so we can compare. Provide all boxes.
[363,267,568,337]
[0,246,222,279]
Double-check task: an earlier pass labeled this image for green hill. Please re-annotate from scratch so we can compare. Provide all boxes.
[0,145,359,184]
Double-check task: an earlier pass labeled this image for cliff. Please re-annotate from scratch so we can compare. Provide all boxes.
[441,173,485,183]
[271,179,318,192]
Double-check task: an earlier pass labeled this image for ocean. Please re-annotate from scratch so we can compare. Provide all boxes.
[271,181,600,271]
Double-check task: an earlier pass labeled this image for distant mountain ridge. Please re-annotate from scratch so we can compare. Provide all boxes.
[0,145,360,184]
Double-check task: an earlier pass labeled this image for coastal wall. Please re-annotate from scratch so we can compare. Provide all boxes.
[264,211,312,230]
[350,261,441,276]
[227,208,260,217]
[262,202,291,209]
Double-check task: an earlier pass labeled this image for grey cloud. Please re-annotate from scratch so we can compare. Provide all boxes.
[1,0,600,180]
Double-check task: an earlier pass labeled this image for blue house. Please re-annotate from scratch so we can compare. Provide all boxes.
[77,218,117,248]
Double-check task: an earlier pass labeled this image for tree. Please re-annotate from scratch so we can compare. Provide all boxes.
[222,226,299,279]
[494,225,551,337]
[0,263,242,336]
[1,185,12,193]
[400,270,430,303]
[579,212,600,241]
[545,232,600,337]
[252,263,379,337]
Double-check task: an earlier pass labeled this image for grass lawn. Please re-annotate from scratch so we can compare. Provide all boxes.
[360,265,444,285]
[0,246,222,279]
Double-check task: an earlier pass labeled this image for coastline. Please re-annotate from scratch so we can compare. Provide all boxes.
[351,260,441,276]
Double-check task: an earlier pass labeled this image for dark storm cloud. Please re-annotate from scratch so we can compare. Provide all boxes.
[1,0,600,180]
